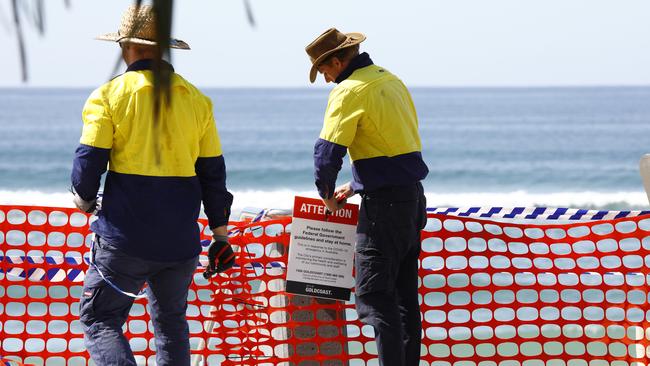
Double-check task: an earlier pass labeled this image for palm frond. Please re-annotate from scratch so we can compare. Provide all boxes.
[18,0,44,34]
[243,0,255,27]
[11,0,27,81]
[4,0,257,85]
[151,0,173,115]
[34,0,44,34]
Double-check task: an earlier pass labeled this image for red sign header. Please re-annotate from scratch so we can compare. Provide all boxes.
[293,196,359,225]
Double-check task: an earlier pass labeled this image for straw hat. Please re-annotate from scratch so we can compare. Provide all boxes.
[96,5,190,50]
[305,28,366,83]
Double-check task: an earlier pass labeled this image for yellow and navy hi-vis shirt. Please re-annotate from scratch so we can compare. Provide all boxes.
[314,53,429,198]
[71,59,233,262]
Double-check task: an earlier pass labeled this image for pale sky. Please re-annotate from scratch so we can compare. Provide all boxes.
[1,0,650,87]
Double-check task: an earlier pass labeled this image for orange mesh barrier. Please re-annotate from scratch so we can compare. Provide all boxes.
[1,205,649,365]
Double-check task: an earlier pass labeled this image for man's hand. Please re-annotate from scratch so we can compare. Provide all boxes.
[334,182,354,201]
[322,196,346,213]
[323,182,354,213]
[72,193,97,214]
[203,228,236,278]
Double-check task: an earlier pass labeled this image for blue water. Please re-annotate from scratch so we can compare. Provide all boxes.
[1,87,650,209]
[2,87,650,364]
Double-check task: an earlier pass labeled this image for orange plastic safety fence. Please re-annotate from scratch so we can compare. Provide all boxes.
[1,205,650,365]
[418,215,650,365]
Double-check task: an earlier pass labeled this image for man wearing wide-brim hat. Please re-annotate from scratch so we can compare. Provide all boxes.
[306,28,429,366]
[71,5,235,365]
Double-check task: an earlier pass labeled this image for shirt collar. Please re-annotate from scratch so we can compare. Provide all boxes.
[335,52,373,84]
[126,59,175,73]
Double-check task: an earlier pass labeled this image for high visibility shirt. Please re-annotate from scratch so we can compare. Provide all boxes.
[314,53,429,198]
[71,59,233,262]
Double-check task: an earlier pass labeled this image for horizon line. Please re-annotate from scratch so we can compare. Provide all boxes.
[2,84,650,90]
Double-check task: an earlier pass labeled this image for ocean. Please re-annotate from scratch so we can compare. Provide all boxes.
[1,86,649,364]
[1,86,649,211]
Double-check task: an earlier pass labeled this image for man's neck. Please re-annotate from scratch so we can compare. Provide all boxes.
[128,57,148,66]
[335,52,374,84]
[126,59,175,73]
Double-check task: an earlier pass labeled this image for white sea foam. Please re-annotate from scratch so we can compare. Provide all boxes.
[0,190,75,208]
[0,189,647,211]
[223,189,650,211]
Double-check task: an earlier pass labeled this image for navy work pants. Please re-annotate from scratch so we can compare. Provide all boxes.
[355,182,427,366]
[79,236,199,366]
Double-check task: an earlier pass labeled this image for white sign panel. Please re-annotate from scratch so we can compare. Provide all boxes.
[286,196,358,301]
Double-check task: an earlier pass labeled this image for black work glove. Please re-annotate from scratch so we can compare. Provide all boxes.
[203,234,236,278]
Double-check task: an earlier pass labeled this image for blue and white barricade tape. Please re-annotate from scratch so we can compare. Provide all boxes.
[0,254,286,282]
[428,207,650,221]
[1,357,26,366]
[8,207,646,282]
[88,235,148,299]
[0,208,276,282]
[0,252,286,282]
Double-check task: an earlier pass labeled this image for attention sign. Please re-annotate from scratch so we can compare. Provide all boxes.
[286,196,358,301]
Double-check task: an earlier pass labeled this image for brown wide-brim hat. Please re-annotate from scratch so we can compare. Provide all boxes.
[96,5,190,50]
[305,28,366,83]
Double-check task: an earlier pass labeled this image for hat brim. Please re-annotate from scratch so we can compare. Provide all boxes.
[95,32,191,50]
[309,32,366,83]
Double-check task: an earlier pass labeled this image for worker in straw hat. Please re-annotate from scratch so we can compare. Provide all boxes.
[305,28,429,366]
[71,5,235,365]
